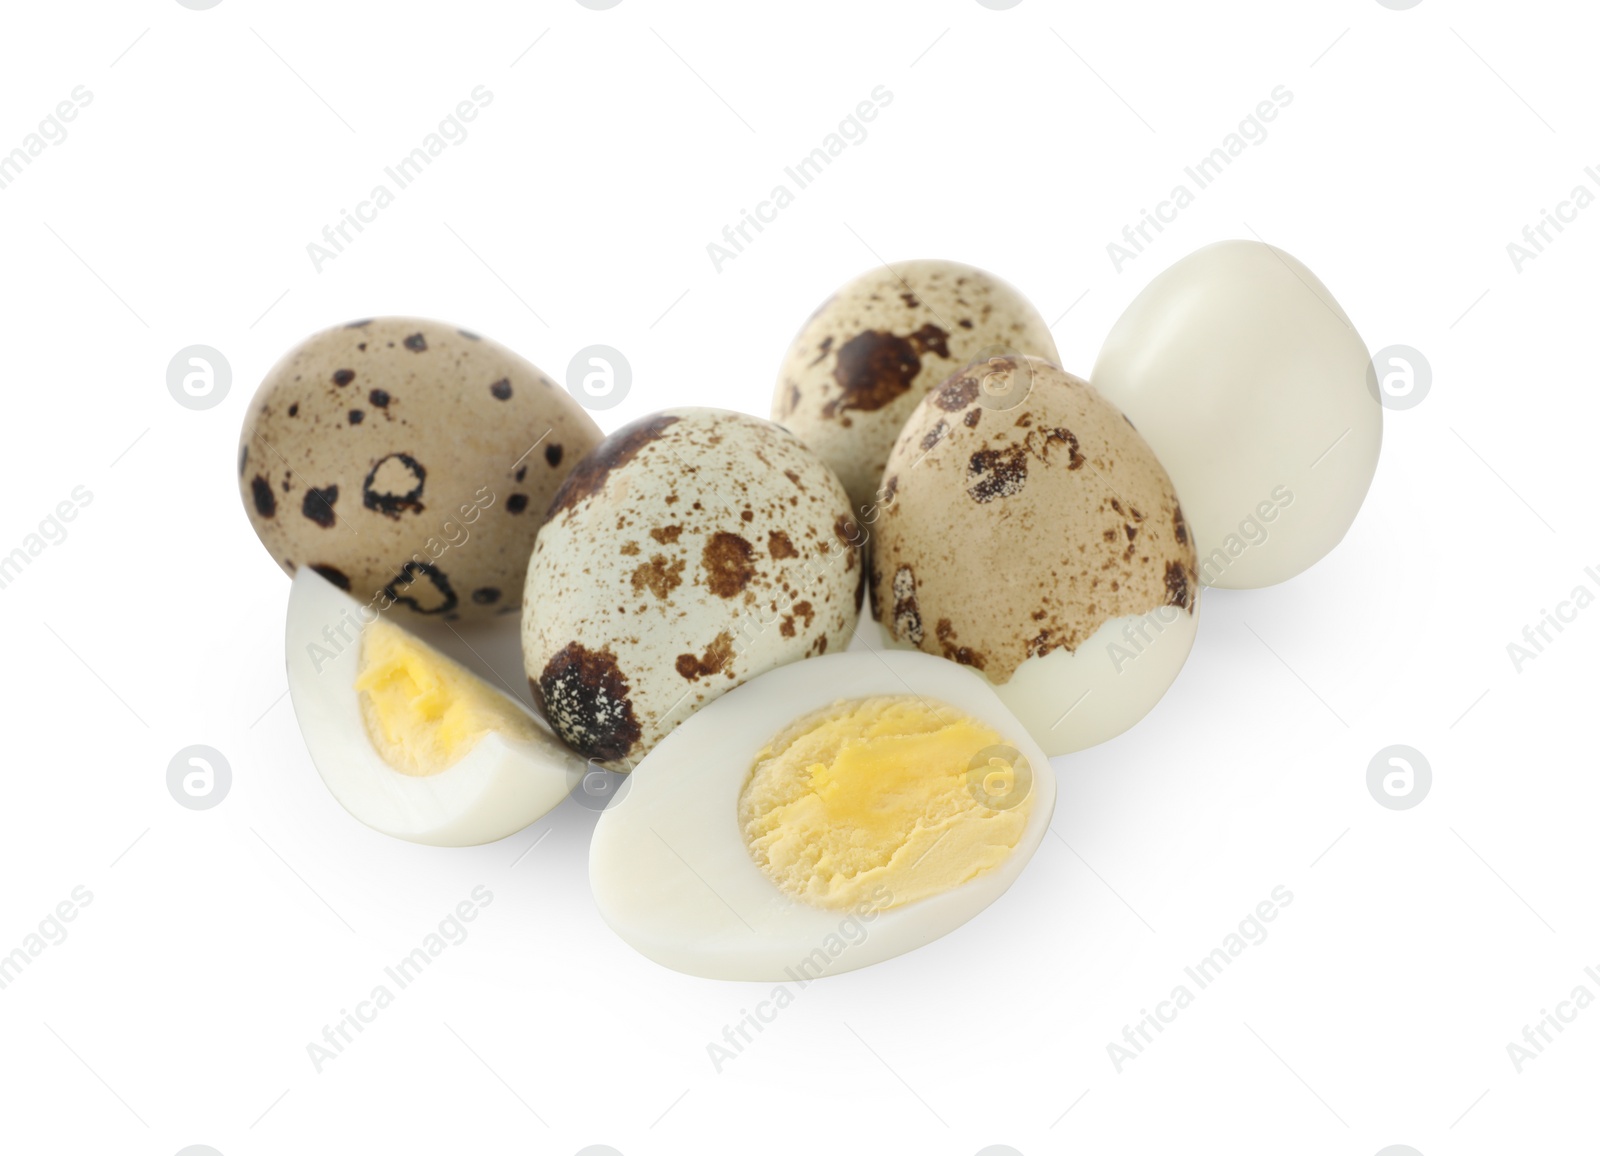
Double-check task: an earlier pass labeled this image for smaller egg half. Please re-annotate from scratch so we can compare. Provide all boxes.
[589,650,1056,980]
[286,567,582,846]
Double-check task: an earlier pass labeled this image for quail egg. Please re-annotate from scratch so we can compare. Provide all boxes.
[285,567,581,846]
[869,357,1199,755]
[1092,240,1382,588]
[523,408,862,770]
[590,650,1056,980]
[240,318,602,621]
[773,260,1058,516]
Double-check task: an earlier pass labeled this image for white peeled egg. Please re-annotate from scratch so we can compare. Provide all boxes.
[589,650,1057,980]
[1092,239,1382,588]
[285,567,582,846]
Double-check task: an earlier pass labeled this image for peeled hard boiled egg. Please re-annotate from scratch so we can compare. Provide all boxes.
[870,357,1199,756]
[523,408,861,770]
[241,318,602,622]
[589,650,1056,980]
[286,567,581,846]
[773,260,1058,516]
[1092,240,1382,589]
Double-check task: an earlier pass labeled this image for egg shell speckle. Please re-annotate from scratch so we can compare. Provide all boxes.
[522,407,861,769]
[238,318,601,622]
[772,260,1058,515]
[870,357,1198,682]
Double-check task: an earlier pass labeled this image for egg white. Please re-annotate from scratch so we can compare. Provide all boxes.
[285,567,582,847]
[588,649,1057,980]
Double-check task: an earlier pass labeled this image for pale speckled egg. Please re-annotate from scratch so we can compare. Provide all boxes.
[1092,240,1382,589]
[522,408,862,770]
[239,318,602,622]
[869,357,1200,755]
[772,260,1058,516]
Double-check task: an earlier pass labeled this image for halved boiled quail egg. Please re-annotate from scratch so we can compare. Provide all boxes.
[286,567,582,846]
[589,650,1056,980]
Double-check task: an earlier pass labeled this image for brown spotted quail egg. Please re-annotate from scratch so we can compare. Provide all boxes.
[869,357,1200,755]
[522,408,862,770]
[239,318,601,622]
[772,259,1058,517]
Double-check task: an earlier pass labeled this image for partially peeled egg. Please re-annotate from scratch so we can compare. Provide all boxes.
[285,567,582,846]
[868,357,1199,756]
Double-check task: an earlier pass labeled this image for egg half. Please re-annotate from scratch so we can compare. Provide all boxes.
[286,567,582,846]
[589,650,1056,980]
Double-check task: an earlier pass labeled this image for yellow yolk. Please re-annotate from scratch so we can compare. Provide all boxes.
[738,696,1033,910]
[355,618,537,776]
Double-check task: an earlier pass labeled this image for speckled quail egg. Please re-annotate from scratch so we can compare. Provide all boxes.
[522,408,862,771]
[590,650,1056,980]
[772,260,1058,516]
[869,357,1199,755]
[1092,240,1382,588]
[286,567,582,846]
[240,318,602,622]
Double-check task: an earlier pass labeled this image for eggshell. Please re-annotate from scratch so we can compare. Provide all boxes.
[238,318,601,622]
[522,408,861,769]
[869,357,1199,754]
[1091,240,1382,588]
[773,260,1057,516]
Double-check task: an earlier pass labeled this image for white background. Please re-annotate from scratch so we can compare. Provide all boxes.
[0,1,1594,1154]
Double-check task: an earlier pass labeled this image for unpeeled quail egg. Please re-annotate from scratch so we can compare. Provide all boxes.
[241,318,602,621]
[773,260,1058,516]
[523,408,862,770]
